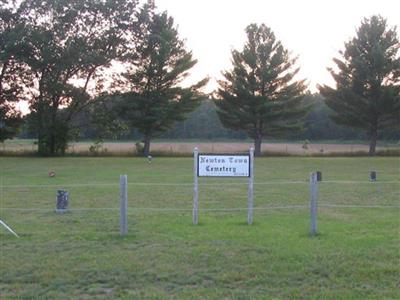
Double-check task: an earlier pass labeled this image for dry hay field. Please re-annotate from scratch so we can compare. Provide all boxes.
[106,142,395,155]
[1,139,399,155]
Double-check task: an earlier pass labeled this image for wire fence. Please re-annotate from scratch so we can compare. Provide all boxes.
[2,180,399,189]
[1,177,399,238]
[1,180,399,212]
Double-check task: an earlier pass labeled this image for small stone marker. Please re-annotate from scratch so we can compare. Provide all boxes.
[370,171,377,182]
[56,190,69,212]
[316,171,322,182]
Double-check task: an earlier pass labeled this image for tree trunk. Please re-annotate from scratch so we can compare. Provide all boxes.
[38,134,47,156]
[369,130,377,156]
[254,135,262,157]
[49,133,56,156]
[143,135,151,157]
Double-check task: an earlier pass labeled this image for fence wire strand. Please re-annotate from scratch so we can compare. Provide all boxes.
[1,180,398,214]
[1,180,398,189]
[1,204,399,213]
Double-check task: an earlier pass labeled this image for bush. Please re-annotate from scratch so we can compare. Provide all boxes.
[89,139,104,155]
[135,141,144,154]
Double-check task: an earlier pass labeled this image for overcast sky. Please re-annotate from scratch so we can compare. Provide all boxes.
[153,0,400,92]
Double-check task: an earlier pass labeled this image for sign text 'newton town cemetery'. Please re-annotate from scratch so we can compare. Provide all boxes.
[197,154,250,177]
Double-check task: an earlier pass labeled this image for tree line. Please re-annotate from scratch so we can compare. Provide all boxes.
[1,0,399,156]
[52,95,397,142]
[162,96,399,142]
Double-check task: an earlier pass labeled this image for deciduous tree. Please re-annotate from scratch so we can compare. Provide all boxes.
[18,0,137,155]
[0,1,30,142]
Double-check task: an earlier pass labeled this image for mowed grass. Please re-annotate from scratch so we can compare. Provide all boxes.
[0,157,399,299]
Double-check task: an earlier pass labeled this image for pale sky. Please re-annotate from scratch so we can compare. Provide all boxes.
[153,0,400,93]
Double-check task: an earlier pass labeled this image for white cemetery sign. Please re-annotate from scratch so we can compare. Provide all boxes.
[197,154,250,177]
[193,148,254,225]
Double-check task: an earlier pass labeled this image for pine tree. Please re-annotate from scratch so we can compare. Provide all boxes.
[319,15,400,155]
[116,1,207,156]
[215,24,308,156]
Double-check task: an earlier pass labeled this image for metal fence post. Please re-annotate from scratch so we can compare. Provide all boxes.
[248,147,254,225]
[310,172,318,236]
[193,147,199,225]
[120,175,128,236]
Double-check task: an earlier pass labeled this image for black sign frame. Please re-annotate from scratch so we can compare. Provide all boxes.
[197,153,251,178]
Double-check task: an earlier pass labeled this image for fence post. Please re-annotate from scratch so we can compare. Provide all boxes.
[193,147,199,225]
[248,147,254,225]
[120,175,128,236]
[310,172,318,236]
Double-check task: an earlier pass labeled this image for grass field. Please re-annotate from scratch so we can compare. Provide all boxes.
[0,157,399,299]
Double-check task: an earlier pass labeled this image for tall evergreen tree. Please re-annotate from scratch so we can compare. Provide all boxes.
[319,15,400,155]
[115,1,207,156]
[215,24,308,156]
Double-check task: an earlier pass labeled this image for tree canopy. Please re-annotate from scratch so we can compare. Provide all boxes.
[2,3,399,155]
[215,23,308,155]
[16,0,137,155]
[0,1,29,142]
[319,15,400,155]
[114,1,207,156]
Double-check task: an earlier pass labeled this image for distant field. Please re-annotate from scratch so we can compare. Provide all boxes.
[1,157,399,298]
[2,139,400,155]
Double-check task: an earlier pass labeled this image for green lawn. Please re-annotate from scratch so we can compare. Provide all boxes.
[1,157,399,299]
